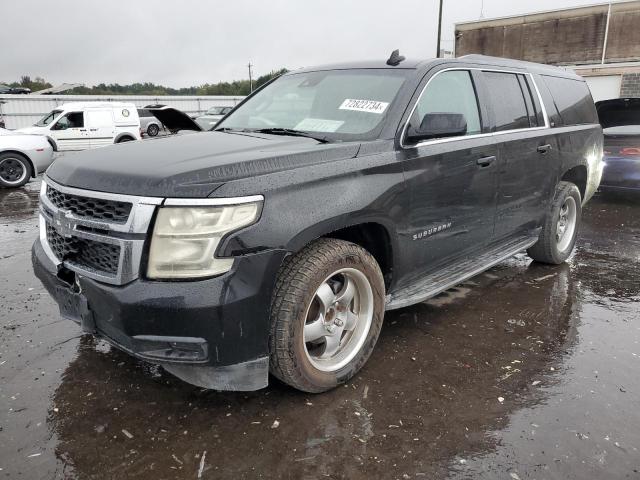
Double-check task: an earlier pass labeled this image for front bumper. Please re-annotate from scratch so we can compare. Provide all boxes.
[32,238,286,391]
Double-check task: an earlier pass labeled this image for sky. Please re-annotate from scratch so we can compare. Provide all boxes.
[1,0,607,88]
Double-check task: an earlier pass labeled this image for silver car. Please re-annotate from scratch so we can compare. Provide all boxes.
[195,106,233,130]
[0,128,54,188]
[138,108,163,137]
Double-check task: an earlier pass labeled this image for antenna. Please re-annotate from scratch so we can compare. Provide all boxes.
[386,49,406,66]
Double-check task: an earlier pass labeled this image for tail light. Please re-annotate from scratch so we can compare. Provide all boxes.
[619,147,640,156]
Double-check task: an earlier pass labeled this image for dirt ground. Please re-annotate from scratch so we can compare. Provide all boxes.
[1,179,639,479]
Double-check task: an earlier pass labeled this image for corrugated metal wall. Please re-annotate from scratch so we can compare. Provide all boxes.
[0,95,245,129]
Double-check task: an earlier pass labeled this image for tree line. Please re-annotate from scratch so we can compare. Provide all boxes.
[2,69,288,95]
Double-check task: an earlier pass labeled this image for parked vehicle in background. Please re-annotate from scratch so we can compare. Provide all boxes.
[17,102,140,152]
[0,128,54,187]
[138,108,162,137]
[33,54,603,393]
[0,84,31,94]
[597,98,640,193]
[195,106,233,130]
[145,104,203,133]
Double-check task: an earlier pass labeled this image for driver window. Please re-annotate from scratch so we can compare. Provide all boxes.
[54,112,84,130]
[410,70,481,139]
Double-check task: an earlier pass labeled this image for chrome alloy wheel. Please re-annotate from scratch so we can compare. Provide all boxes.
[0,157,27,185]
[303,268,374,372]
[556,196,577,252]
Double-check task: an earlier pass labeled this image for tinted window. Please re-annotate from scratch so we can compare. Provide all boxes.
[483,72,531,131]
[54,112,84,129]
[542,76,598,126]
[138,109,152,117]
[410,70,481,139]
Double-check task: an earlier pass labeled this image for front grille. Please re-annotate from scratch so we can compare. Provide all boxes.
[46,224,121,276]
[46,185,132,224]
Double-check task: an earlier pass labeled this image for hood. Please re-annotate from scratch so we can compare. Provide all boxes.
[596,98,640,129]
[1,127,47,138]
[145,105,202,132]
[45,131,360,197]
[17,126,48,134]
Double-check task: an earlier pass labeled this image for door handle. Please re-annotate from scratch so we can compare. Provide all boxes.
[537,144,552,154]
[476,155,496,167]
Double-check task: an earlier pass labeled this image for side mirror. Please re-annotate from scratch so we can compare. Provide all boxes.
[406,112,467,144]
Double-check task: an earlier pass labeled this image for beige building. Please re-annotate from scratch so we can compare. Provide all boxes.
[454,0,640,101]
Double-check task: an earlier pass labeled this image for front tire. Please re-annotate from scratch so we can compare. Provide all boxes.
[0,152,32,188]
[269,238,385,393]
[528,181,582,264]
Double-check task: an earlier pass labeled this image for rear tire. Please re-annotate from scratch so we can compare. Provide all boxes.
[0,152,32,188]
[269,238,385,393]
[147,124,159,137]
[528,181,582,264]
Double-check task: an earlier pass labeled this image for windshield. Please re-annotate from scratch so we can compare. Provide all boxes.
[206,107,226,115]
[217,69,409,141]
[35,110,62,127]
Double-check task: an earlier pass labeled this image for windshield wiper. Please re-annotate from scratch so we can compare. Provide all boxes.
[248,128,330,143]
[214,127,245,132]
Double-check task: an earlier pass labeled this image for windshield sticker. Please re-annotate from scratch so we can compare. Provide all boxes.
[295,118,344,132]
[339,99,389,114]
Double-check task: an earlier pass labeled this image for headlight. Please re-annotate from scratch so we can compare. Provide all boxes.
[147,201,261,279]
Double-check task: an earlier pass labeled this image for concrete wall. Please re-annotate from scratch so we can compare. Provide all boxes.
[455,1,640,65]
[620,73,640,97]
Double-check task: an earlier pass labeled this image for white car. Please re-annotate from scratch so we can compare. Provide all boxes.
[0,128,54,188]
[195,106,233,130]
[18,102,141,152]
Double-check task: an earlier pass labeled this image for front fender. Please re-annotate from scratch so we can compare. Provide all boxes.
[217,148,408,261]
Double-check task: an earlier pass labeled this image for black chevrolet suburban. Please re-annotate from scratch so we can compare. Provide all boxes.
[33,54,603,393]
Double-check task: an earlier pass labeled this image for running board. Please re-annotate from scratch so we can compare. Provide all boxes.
[385,236,538,311]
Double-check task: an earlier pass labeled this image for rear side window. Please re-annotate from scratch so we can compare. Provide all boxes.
[483,72,535,131]
[411,70,482,138]
[138,109,151,117]
[542,76,598,126]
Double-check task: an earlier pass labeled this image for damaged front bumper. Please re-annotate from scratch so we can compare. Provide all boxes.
[32,238,286,391]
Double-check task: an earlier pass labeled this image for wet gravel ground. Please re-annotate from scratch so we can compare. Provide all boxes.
[0,178,639,479]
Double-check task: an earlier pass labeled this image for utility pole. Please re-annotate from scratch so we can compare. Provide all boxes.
[436,0,444,58]
[248,62,254,93]
[601,0,612,64]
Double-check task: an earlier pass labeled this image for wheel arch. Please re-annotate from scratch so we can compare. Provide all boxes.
[324,222,394,289]
[45,137,58,152]
[114,133,136,143]
[285,218,397,291]
[560,165,588,202]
